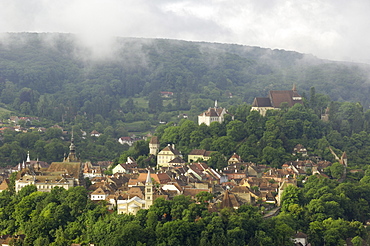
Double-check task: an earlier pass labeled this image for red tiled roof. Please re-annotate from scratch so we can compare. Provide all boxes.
[150,136,159,144]
[269,90,302,107]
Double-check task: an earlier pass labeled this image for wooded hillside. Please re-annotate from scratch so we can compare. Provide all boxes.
[0,33,370,126]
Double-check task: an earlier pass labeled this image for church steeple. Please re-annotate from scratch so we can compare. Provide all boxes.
[145,169,153,209]
[64,131,79,162]
[292,84,297,91]
[26,151,31,163]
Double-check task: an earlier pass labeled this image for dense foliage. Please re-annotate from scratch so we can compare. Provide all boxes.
[0,184,310,245]
[1,33,370,127]
[119,96,370,171]
[0,126,127,167]
[3,33,370,245]
[1,180,369,245]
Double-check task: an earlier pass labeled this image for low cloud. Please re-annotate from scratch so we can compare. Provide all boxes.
[1,0,370,63]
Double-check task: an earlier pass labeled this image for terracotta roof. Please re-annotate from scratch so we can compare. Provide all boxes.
[168,156,186,164]
[91,187,107,195]
[48,162,81,179]
[0,179,9,191]
[188,163,209,175]
[220,190,240,209]
[188,149,207,155]
[269,90,302,107]
[160,145,181,155]
[127,187,144,199]
[135,172,171,184]
[150,136,159,144]
[183,188,209,197]
[231,186,251,193]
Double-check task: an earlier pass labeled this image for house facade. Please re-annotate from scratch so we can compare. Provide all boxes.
[198,101,233,126]
[188,149,214,162]
[157,144,182,168]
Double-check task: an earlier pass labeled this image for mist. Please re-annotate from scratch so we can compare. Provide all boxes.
[1,0,370,63]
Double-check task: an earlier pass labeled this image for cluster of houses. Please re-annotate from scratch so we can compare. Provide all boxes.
[0,87,337,216]
[0,131,336,222]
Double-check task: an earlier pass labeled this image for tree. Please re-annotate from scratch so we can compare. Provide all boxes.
[281,185,303,212]
[226,120,246,141]
[328,162,344,179]
[207,152,227,170]
[211,136,235,156]
[148,91,163,113]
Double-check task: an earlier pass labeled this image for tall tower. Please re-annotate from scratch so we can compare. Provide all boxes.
[145,169,153,209]
[149,136,160,156]
[64,131,79,162]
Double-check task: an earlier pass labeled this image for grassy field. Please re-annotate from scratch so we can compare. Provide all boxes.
[121,97,175,109]
[121,97,148,108]
[0,107,12,119]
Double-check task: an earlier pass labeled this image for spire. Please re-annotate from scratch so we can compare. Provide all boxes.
[26,151,30,163]
[146,169,152,185]
[145,168,154,209]
[292,84,297,91]
[215,100,218,108]
[66,131,78,162]
[221,190,233,209]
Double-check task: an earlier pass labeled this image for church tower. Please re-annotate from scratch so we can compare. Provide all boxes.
[145,169,153,209]
[149,136,160,156]
[64,131,79,162]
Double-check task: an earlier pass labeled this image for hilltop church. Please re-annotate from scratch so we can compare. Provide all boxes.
[251,85,303,116]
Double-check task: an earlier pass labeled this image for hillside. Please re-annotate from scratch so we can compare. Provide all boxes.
[0,33,369,125]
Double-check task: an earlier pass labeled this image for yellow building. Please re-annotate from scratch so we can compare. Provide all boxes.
[157,144,182,168]
[188,149,214,163]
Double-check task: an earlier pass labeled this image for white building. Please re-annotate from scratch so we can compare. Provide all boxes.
[198,101,232,126]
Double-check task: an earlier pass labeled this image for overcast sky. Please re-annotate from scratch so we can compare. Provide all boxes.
[1,0,370,63]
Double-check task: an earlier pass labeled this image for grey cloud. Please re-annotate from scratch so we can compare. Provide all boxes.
[1,0,370,63]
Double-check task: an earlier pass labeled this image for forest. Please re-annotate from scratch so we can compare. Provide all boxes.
[2,33,370,245]
[2,93,370,245]
[1,33,370,128]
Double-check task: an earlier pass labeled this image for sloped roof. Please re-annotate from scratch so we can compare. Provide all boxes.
[136,172,171,184]
[150,136,159,144]
[252,97,272,107]
[183,188,209,197]
[160,145,181,155]
[231,186,250,193]
[0,179,9,191]
[168,156,186,164]
[198,107,228,117]
[91,187,107,195]
[269,90,302,107]
[48,162,81,179]
[188,149,207,155]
